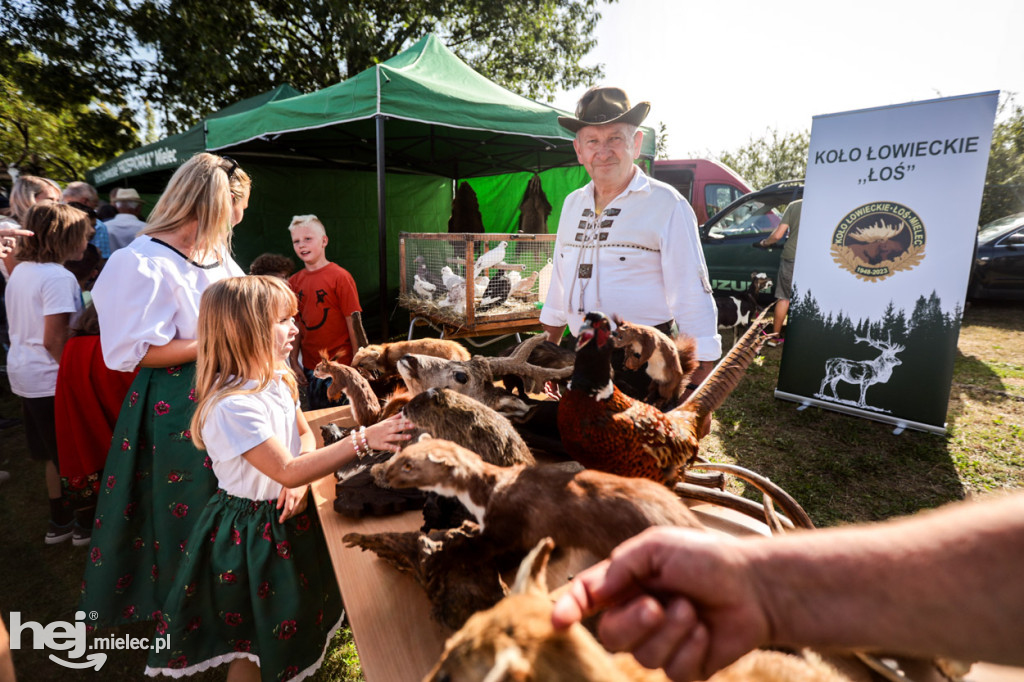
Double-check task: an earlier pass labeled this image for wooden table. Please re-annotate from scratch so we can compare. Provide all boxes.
[305,406,1024,682]
[305,406,779,681]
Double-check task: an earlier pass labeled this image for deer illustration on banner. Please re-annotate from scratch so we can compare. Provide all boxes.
[816,331,905,411]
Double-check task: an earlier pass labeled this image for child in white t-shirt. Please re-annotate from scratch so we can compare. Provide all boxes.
[5,202,92,543]
[145,275,412,682]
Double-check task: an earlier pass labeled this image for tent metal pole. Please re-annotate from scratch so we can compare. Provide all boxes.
[376,114,389,341]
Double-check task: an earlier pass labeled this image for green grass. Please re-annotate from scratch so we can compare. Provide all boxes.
[2,300,1022,679]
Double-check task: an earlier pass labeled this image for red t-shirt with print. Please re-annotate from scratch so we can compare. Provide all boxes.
[289,263,362,369]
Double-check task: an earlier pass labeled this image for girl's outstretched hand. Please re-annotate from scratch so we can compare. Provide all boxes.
[366,414,415,453]
[276,484,309,523]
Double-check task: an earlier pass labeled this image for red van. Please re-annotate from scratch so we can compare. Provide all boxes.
[654,159,752,225]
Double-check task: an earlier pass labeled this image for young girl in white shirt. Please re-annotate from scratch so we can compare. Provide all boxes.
[145,275,412,682]
[5,202,91,543]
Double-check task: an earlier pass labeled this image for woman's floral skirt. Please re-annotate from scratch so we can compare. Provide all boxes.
[79,364,217,627]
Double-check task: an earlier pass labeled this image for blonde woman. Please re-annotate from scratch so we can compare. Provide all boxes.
[79,153,251,629]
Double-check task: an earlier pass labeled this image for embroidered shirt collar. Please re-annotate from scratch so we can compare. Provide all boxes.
[581,165,652,209]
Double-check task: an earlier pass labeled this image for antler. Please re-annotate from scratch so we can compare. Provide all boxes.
[848,219,905,242]
[855,330,903,352]
[351,311,370,350]
[483,333,574,383]
[674,304,774,434]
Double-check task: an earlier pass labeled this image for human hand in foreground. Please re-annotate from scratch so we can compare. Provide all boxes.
[364,414,415,453]
[551,527,771,682]
[0,227,33,258]
[277,484,309,523]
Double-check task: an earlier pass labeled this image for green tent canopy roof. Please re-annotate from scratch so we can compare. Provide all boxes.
[206,34,656,178]
[86,84,302,189]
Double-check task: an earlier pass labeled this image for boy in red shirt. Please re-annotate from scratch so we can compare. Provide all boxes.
[287,215,362,409]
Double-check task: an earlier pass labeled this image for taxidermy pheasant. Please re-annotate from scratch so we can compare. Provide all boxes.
[556,310,770,486]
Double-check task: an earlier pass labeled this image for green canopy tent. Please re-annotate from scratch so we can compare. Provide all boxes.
[206,34,655,338]
[85,84,302,194]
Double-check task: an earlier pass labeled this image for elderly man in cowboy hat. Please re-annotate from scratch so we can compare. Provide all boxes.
[105,187,148,253]
[540,86,721,402]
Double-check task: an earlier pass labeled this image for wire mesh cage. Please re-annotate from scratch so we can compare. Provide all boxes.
[399,232,555,337]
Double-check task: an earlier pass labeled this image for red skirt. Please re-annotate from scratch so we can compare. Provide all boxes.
[55,336,137,483]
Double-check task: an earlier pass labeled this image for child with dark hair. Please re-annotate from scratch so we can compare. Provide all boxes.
[248,252,295,279]
[5,202,92,543]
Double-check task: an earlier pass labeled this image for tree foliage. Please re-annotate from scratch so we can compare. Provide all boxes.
[4,0,612,137]
[0,67,137,183]
[0,0,141,182]
[716,127,809,190]
[714,93,1024,224]
[654,121,669,160]
[980,93,1024,225]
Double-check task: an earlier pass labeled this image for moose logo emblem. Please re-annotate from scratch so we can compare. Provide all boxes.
[816,331,905,412]
[831,202,926,282]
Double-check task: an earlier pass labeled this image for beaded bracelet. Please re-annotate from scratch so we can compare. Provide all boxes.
[350,429,361,457]
[358,426,370,456]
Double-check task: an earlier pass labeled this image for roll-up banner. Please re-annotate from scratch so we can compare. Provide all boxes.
[776,92,999,434]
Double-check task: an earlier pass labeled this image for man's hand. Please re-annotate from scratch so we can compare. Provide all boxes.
[551,527,770,682]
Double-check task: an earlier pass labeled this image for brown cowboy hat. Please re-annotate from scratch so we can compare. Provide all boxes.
[557,86,650,133]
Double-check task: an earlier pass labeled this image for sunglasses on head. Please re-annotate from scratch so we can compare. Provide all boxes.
[222,155,239,179]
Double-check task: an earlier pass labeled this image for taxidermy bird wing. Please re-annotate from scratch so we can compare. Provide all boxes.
[673,304,774,436]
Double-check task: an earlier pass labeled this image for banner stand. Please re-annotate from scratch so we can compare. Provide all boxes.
[774,390,945,435]
[775,91,999,434]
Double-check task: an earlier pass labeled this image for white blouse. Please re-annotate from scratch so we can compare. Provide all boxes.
[202,375,301,501]
[91,235,244,371]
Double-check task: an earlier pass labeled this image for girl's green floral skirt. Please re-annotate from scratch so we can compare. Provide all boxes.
[144,490,343,681]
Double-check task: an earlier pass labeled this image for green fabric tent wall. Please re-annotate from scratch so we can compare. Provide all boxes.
[207,34,655,339]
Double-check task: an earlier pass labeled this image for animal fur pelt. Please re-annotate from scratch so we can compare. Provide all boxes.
[671,306,773,439]
[314,352,381,425]
[448,182,485,234]
[610,316,699,409]
[374,438,702,560]
[351,339,470,380]
[334,448,428,518]
[449,182,485,261]
[322,422,428,518]
[402,388,535,467]
[519,174,552,234]
[343,522,508,630]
